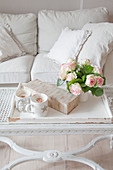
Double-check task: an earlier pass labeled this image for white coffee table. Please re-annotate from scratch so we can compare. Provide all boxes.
[0,84,113,170]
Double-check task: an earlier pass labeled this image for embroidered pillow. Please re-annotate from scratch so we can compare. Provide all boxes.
[0,25,26,63]
[48,27,91,64]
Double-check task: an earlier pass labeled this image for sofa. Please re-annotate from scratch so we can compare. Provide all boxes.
[0,7,112,85]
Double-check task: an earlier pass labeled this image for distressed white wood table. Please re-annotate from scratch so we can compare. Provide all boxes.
[0,84,113,170]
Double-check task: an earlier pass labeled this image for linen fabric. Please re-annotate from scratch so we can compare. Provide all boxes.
[0,25,26,63]
[0,54,34,83]
[0,13,37,55]
[38,7,109,53]
[104,50,113,85]
[47,27,91,64]
[78,22,113,69]
[31,53,60,83]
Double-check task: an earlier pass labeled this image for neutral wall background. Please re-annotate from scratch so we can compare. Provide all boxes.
[0,0,113,21]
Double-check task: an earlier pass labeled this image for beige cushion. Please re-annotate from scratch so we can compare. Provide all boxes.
[31,53,60,83]
[0,13,37,55]
[38,7,109,53]
[78,22,113,69]
[104,51,113,85]
[0,25,26,63]
[0,55,34,83]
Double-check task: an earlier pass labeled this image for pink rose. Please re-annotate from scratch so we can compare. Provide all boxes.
[66,61,76,71]
[96,76,104,87]
[69,83,82,95]
[66,72,77,81]
[93,65,102,75]
[80,58,91,65]
[85,74,96,87]
[59,64,67,80]
[59,62,76,80]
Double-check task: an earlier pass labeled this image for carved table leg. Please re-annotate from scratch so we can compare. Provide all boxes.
[110,135,113,149]
[62,155,104,170]
[0,135,112,170]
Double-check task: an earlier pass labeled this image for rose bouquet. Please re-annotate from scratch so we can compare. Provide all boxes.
[57,58,106,97]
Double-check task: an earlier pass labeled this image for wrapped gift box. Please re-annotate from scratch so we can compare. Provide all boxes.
[23,79,78,114]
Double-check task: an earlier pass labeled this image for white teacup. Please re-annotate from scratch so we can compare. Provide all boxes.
[15,89,31,112]
[25,93,48,117]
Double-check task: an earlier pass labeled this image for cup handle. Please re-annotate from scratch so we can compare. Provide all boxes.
[17,100,24,112]
[25,104,34,112]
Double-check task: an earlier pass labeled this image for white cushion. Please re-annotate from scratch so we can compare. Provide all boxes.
[0,13,37,55]
[48,27,91,64]
[0,25,26,63]
[78,22,113,69]
[38,7,109,53]
[104,51,113,85]
[0,55,34,83]
[31,53,60,83]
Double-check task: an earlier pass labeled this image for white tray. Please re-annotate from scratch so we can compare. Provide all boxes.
[9,90,113,124]
[0,84,113,124]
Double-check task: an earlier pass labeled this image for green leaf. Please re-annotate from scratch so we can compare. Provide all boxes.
[91,87,104,96]
[94,87,104,96]
[92,73,101,76]
[66,81,71,93]
[90,88,96,95]
[82,75,86,82]
[81,83,87,88]
[82,86,90,93]
[82,65,93,75]
[57,78,64,86]
[103,77,106,85]
[69,79,83,86]
[77,71,82,78]
[75,64,80,70]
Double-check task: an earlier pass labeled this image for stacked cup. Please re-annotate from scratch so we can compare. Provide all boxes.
[15,89,48,117]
